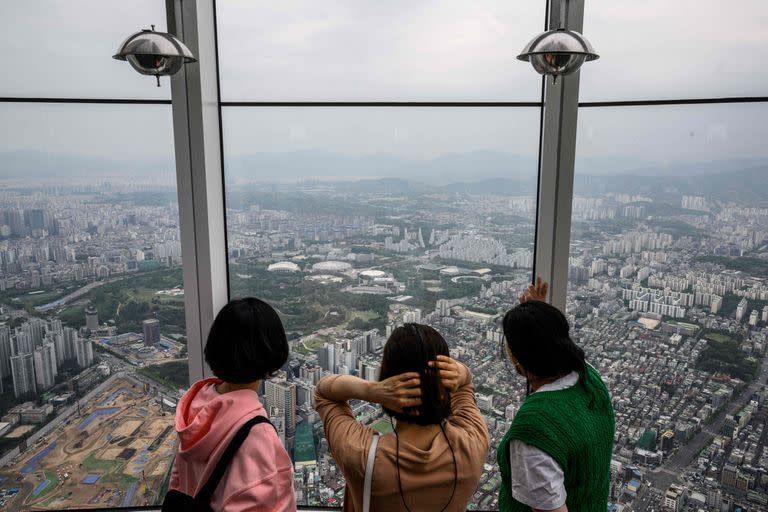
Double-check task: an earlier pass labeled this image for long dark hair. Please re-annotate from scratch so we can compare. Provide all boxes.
[378,323,451,425]
[378,323,457,512]
[503,301,587,395]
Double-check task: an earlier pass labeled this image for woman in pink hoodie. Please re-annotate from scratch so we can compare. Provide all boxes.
[168,297,296,511]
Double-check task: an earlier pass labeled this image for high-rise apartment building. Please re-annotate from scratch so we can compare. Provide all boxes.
[265,379,297,435]
[33,343,58,390]
[735,298,748,322]
[11,352,36,398]
[75,337,94,368]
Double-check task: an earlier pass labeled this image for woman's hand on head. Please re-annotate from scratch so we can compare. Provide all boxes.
[370,373,422,413]
[429,355,469,392]
[519,275,549,304]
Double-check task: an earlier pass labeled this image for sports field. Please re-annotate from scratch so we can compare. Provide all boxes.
[0,376,177,511]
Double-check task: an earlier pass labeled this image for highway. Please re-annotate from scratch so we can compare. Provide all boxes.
[635,356,768,510]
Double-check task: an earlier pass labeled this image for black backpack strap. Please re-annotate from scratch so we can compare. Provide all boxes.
[195,416,274,504]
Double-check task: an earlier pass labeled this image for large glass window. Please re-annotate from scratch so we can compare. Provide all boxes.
[0,102,188,510]
[218,2,548,507]
[0,0,171,99]
[222,105,540,508]
[216,1,545,101]
[567,103,768,509]
[579,0,768,101]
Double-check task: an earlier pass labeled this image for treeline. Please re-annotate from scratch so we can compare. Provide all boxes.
[696,338,759,381]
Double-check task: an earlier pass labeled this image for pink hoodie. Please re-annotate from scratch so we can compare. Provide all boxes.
[169,378,296,511]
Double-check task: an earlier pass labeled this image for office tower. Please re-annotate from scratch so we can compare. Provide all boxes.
[748,310,759,326]
[33,343,58,390]
[265,379,297,435]
[505,403,517,421]
[75,337,94,368]
[85,306,99,331]
[143,318,161,346]
[763,305,768,323]
[11,352,36,398]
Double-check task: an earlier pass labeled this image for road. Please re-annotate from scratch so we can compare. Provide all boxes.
[636,356,768,510]
[35,275,128,312]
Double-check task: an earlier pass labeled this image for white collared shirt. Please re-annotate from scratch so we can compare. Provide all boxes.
[508,371,579,510]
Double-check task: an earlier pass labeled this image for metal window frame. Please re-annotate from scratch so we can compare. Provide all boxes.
[167,0,229,382]
[533,0,584,311]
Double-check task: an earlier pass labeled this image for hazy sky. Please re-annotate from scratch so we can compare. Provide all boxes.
[0,1,767,174]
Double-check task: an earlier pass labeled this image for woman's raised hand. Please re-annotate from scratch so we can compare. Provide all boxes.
[519,275,549,304]
[429,355,469,393]
[370,373,422,413]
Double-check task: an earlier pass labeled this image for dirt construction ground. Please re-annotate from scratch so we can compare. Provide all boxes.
[0,376,178,511]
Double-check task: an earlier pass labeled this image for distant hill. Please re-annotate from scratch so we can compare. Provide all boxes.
[574,166,768,205]
[0,150,172,179]
[1,150,765,205]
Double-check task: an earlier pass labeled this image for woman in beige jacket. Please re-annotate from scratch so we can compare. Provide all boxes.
[315,323,490,511]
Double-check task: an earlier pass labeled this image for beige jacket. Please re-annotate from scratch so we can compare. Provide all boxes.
[315,375,490,512]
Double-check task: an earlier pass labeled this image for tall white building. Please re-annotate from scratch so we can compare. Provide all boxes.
[748,310,759,326]
[269,406,287,446]
[11,353,36,398]
[0,324,11,380]
[735,298,748,322]
[265,379,297,435]
[62,328,78,361]
[33,343,58,390]
[75,337,94,368]
[710,295,722,314]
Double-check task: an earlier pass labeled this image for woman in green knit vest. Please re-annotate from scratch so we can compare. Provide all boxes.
[497,278,615,512]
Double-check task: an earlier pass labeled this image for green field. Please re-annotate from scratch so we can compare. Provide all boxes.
[82,452,121,472]
[705,332,734,343]
[138,361,190,391]
[371,419,394,434]
[54,268,186,338]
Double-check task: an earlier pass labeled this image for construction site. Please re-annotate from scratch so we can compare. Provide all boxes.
[0,375,177,511]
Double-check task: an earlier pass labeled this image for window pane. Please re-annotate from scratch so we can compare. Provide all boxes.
[0,1,171,99]
[567,103,768,508]
[579,0,768,101]
[223,106,539,508]
[0,103,187,510]
[216,1,545,101]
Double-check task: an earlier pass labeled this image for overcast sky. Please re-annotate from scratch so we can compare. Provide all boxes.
[0,1,766,174]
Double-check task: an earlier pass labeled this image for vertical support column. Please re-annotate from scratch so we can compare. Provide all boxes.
[534,0,583,311]
[167,0,228,382]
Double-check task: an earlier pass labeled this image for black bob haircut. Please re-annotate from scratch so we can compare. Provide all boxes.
[379,323,452,426]
[204,297,289,383]
[502,300,586,380]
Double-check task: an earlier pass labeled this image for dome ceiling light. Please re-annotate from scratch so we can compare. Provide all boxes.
[517,28,598,83]
[113,25,197,87]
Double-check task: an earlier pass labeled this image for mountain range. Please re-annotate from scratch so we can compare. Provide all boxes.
[0,150,765,205]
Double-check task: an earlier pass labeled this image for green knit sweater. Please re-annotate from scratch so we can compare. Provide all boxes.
[496,365,615,512]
